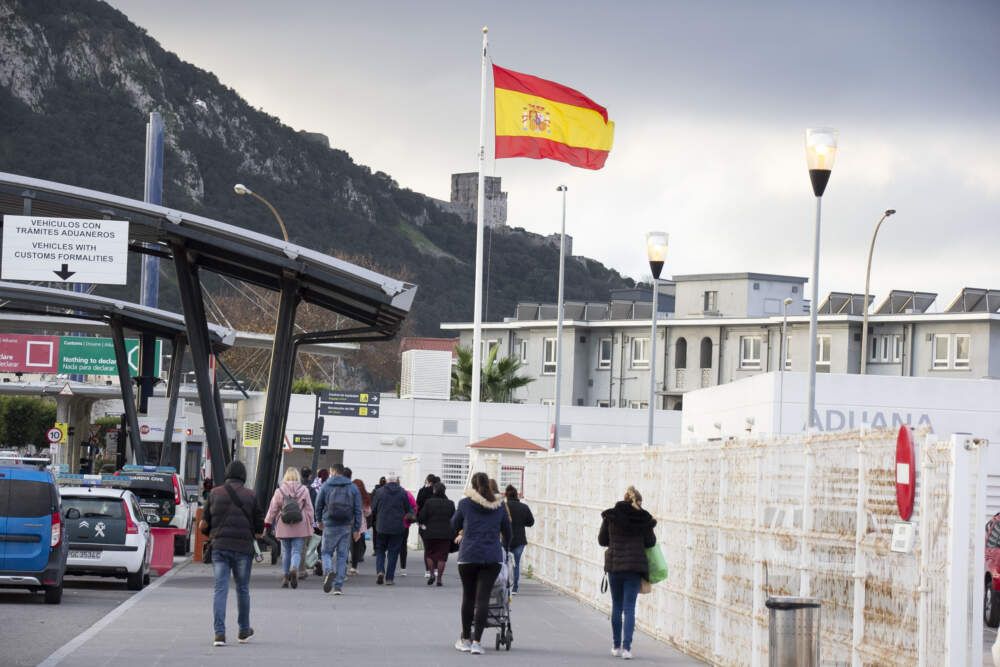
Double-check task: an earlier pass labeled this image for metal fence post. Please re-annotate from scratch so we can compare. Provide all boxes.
[714,444,728,659]
[850,435,867,667]
[751,447,765,667]
[799,440,815,596]
[945,434,970,665]
[684,452,695,647]
[916,434,934,667]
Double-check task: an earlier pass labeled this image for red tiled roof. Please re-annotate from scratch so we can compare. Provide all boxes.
[399,337,459,357]
[468,432,547,452]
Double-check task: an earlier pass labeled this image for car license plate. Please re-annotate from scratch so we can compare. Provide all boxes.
[70,550,100,559]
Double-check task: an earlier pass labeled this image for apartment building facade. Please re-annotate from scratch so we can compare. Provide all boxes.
[441,275,1000,410]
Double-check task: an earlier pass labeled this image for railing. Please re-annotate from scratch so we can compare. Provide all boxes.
[675,369,686,390]
[522,431,985,666]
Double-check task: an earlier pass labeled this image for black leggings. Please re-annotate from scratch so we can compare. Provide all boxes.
[351,534,366,568]
[458,562,501,642]
[398,538,407,569]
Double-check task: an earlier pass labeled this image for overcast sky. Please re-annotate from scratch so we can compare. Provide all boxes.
[109,0,1000,310]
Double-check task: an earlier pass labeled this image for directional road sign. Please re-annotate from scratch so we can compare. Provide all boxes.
[318,390,380,418]
[2,216,129,284]
[291,433,330,447]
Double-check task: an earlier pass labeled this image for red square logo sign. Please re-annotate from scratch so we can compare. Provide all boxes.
[26,340,55,368]
[0,335,60,373]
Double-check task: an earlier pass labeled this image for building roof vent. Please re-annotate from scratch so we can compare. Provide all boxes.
[875,290,938,314]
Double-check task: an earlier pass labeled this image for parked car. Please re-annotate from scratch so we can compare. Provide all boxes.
[59,486,153,590]
[985,512,1000,628]
[108,466,195,556]
[0,459,68,603]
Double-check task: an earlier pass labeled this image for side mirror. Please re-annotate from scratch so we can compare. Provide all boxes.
[64,508,81,520]
[187,493,199,503]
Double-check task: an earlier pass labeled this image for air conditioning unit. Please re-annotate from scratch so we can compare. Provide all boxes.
[400,350,452,400]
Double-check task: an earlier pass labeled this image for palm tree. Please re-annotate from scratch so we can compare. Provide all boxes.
[451,345,534,402]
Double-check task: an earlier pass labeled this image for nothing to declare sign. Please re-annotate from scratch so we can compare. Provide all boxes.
[1,216,129,284]
[0,334,160,375]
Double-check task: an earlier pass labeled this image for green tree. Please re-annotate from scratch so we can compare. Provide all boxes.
[0,396,57,448]
[451,345,534,403]
[291,376,332,395]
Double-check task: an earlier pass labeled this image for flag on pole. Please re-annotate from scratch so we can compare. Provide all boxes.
[493,64,614,170]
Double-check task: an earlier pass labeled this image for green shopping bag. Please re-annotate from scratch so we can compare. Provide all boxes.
[646,544,668,584]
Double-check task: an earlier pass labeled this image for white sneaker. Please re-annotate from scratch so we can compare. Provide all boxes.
[424,571,431,579]
[470,641,484,655]
[611,647,622,657]
[622,649,633,660]
[455,638,472,652]
[400,568,407,576]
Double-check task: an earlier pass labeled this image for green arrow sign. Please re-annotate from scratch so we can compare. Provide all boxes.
[58,336,162,376]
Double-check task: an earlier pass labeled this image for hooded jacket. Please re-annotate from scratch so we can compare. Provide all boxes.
[418,495,456,541]
[265,480,315,539]
[598,501,657,575]
[371,482,410,535]
[451,488,512,564]
[506,498,535,549]
[315,475,362,531]
[202,461,265,555]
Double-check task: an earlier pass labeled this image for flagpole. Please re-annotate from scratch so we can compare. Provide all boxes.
[552,185,567,451]
[469,26,488,454]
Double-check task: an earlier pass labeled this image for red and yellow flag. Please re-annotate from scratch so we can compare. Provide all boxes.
[493,65,614,170]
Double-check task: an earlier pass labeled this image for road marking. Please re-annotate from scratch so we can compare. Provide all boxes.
[37,558,190,667]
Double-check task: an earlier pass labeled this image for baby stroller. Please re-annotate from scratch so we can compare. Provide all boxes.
[485,549,515,650]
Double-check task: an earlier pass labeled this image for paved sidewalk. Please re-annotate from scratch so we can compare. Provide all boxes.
[43,556,702,666]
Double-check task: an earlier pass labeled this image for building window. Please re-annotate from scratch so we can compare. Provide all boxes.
[480,339,500,361]
[596,400,611,408]
[739,336,762,369]
[628,400,648,409]
[816,335,831,372]
[869,335,879,362]
[631,337,649,368]
[932,334,949,369]
[703,291,718,313]
[540,398,555,406]
[675,337,687,369]
[518,339,528,363]
[440,453,470,489]
[699,337,713,369]
[598,338,613,369]
[955,334,971,368]
[784,336,792,370]
[542,338,556,374]
[892,335,902,363]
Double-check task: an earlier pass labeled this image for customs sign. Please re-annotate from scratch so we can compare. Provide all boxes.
[0,334,160,375]
[2,216,129,284]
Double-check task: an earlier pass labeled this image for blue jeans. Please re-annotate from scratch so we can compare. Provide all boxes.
[212,549,252,636]
[280,536,305,575]
[511,544,526,592]
[375,532,404,580]
[609,572,641,650]
[321,524,351,588]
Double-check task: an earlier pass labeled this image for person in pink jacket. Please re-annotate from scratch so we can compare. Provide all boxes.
[265,467,315,589]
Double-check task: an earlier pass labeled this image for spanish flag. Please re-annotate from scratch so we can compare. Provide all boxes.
[493,65,614,170]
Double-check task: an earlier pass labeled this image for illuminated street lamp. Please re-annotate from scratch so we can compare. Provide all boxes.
[645,231,669,446]
[803,128,837,429]
[234,183,289,242]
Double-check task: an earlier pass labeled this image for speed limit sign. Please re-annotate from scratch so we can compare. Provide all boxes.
[46,427,64,444]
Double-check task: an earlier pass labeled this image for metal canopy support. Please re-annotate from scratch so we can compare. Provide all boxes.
[212,374,228,461]
[158,335,186,467]
[254,276,301,510]
[138,332,157,413]
[109,317,145,465]
[172,244,228,484]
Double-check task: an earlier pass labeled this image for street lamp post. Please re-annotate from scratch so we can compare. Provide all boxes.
[778,296,793,434]
[804,128,838,430]
[860,209,897,375]
[645,232,669,446]
[234,183,290,242]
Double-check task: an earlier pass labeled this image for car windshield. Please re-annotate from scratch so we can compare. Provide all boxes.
[61,496,125,519]
[105,473,174,500]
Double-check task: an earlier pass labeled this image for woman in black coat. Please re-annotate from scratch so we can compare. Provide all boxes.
[598,486,656,659]
[504,485,534,594]
[417,482,455,586]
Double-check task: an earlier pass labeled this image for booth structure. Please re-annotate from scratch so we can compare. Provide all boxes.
[0,172,416,508]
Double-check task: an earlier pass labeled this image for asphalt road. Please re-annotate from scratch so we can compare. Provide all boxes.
[0,576,137,667]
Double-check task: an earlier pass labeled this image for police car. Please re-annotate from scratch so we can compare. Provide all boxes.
[58,481,153,590]
[107,466,194,556]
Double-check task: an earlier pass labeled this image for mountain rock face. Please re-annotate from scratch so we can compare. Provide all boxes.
[0,0,633,339]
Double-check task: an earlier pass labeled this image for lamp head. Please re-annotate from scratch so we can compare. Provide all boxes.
[233,183,251,196]
[805,127,838,196]
[885,209,896,217]
[556,185,567,192]
[645,231,669,280]
[783,297,793,306]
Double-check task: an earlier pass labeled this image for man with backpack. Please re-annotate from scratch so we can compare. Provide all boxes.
[314,463,362,595]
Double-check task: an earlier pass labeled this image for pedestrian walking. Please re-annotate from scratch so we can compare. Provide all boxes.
[398,486,417,576]
[417,481,455,587]
[264,467,315,589]
[598,486,657,660]
[370,475,387,559]
[314,463,362,595]
[505,485,534,595]
[416,474,439,579]
[201,460,264,647]
[452,472,512,655]
[298,467,318,580]
[371,473,410,585]
[349,478,372,574]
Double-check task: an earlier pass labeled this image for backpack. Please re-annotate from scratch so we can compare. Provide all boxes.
[280,490,303,524]
[326,483,353,524]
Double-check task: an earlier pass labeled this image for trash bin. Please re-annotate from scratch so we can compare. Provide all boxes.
[766,596,821,667]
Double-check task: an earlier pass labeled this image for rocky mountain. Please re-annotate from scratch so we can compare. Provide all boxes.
[0,0,633,341]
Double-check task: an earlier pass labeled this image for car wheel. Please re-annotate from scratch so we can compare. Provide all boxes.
[43,584,63,604]
[986,578,1000,628]
[126,569,144,591]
